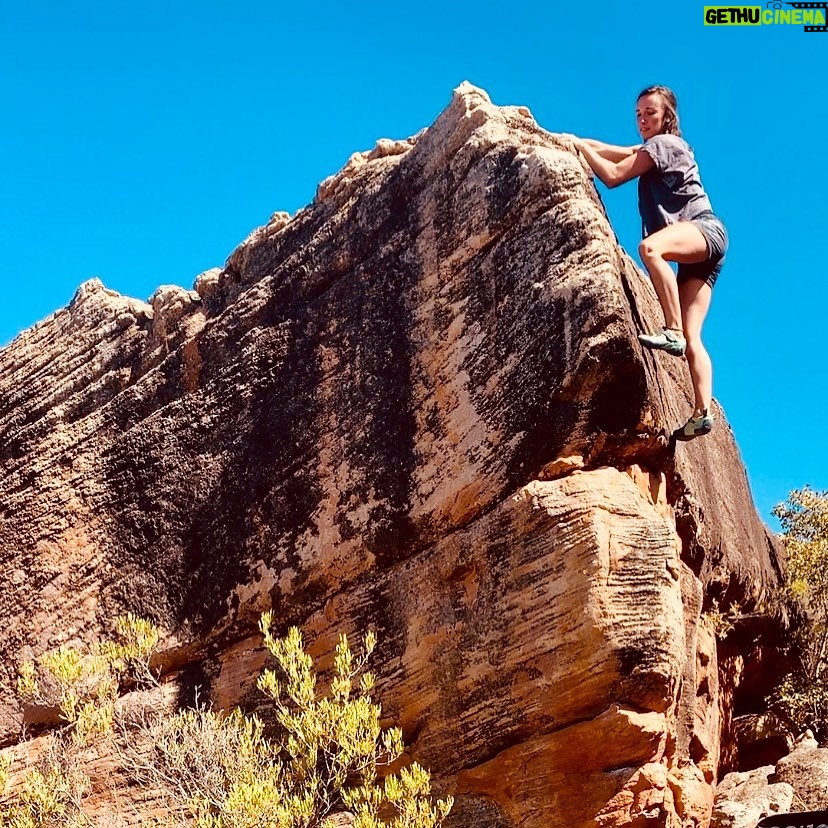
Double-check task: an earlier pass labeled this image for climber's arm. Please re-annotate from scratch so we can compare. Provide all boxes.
[576,142,654,188]
[579,139,641,162]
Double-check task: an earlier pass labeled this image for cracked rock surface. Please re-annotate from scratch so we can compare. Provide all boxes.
[0,83,786,827]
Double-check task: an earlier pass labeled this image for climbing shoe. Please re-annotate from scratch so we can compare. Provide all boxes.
[674,410,714,441]
[638,329,686,357]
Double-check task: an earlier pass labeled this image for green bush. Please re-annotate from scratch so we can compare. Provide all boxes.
[4,614,452,828]
[17,613,157,747]
[1,614,157,827]
[768,487,828,742]
[140,615,453,828]
[0,762,90,828]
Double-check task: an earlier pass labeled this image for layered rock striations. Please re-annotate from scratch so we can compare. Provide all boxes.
[0,84,786,826]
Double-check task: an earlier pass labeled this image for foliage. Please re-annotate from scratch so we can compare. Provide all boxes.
[768,487,828,741]
[17,615,158,747]
[701,599,741,640]
[18,647,115,747]
[141,615,453,828]
[128,705,282,827]
[0,754,10,795]
[6,614,451,827]
[0,748,90,828]
[97,613,159,688]
[772,675,828,742]
[0,615,161,827]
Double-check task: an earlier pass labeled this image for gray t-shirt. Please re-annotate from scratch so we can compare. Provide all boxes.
[638,134,712,236]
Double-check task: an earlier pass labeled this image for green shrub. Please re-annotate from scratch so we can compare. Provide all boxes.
[17,614,158,747]
[0,747,90,828]
[1,614,159,827]
[701,598,741,640]
[97,612,159,688]
[7,613,451,828]
[139,615,453,828]
[768,487,828,741]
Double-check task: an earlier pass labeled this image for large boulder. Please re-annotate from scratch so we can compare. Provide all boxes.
[713,733,828,827]
[711,766,794,828]
[774,733,828,810]
[0,83,786,827]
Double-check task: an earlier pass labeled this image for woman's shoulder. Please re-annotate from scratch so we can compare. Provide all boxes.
[646,133,691,151]
[643,133,695,166]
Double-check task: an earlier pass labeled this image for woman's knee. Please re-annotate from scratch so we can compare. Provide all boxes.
[638,239,659,261]
[685,336,709,360]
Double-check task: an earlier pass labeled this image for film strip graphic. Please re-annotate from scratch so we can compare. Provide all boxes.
[786,1,828,30]
[757,810,828,828]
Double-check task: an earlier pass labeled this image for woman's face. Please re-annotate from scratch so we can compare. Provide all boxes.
[636,93,665,140]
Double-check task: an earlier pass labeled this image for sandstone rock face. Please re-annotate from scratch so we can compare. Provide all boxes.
[774,734,828,810]
[0,83,786,826]
[710,766,794,828]
[713,733,828,826]
[732,712,793,770]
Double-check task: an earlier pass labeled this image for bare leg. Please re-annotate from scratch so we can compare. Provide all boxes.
[679,277,714,415]
[639,223,708,333]
[639,241,683,330]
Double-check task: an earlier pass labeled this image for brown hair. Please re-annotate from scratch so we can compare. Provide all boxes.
[637,85,681,137]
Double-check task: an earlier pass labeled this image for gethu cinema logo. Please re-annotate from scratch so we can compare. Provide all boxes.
[704,1,827,26]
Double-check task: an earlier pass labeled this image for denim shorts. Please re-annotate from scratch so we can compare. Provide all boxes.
[677,210,728,288]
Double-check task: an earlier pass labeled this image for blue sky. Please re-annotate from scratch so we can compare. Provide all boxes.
[1,1,825,526]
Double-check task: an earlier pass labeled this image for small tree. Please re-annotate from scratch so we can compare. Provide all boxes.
[132,616,453,828]
[5,615,451,828]
[769,487,828,741]
[258,617,452,828]
[17,613,159,746]
[1,614,157,828]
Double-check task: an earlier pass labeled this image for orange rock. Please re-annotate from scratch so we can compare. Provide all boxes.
[0,83,787,827]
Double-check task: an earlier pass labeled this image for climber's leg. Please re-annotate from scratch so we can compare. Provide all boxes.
[674,276,715,441]
[637,222,708,357]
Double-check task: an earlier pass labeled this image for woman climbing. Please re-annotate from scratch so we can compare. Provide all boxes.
[573,85,728,441]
